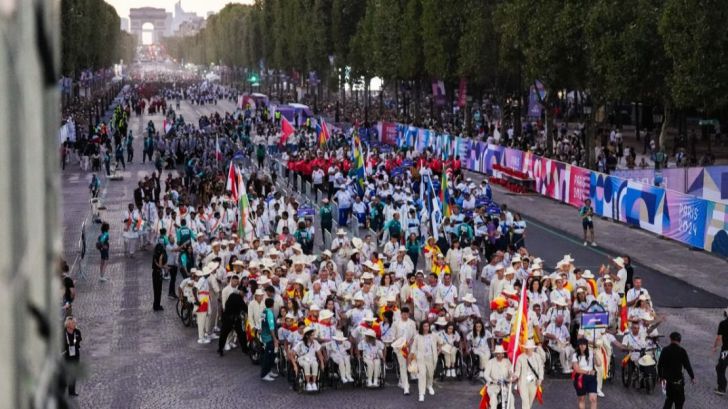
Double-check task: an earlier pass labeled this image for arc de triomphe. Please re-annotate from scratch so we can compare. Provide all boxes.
[129,7,167,44]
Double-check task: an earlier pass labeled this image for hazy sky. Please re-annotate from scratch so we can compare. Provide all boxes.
[107,0,253,20]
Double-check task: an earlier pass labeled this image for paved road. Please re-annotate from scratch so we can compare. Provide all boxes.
[60,96,727,409]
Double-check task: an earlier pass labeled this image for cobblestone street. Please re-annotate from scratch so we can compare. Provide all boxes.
[60,99,727,409]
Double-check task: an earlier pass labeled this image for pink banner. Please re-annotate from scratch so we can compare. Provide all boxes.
[380,122,398,145]
[568,165,592,206]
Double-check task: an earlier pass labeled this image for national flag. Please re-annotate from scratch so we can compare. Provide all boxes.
[245,320,255,342]
[478,385,490,409]
[507,284,529,363]
[238,170,254,241]
[620,355,630,368]
[535,385,544,405]
[401,345,409,359]
[587,278,598,297]
[317,117,330,146]
[489,296,509,311]
[619,294,628,333]
[600,346,609,380]
[440,170,451,218]
[279,116,295,145]
[428,175,442,241]
[351,133,366,197]
[226,162,239,201]
[215,134,222,161]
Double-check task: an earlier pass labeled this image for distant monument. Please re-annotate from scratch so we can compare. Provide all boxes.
[129,7,167,44]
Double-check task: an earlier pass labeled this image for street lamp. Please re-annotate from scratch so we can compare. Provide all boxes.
[583,102,593,168]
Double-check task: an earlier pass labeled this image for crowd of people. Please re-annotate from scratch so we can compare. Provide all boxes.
[57,77,726,409]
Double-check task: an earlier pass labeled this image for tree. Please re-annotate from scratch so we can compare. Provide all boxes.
[660,0,728,112]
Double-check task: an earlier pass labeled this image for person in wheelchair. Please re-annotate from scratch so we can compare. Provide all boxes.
[358,328,385,387]
[544,314,574,375]
[484,345,516,409]
[293,326,325,392]
[326,331,354,384]
[620,319,650,374]
[437,321,461,378]
[467,319,491,379]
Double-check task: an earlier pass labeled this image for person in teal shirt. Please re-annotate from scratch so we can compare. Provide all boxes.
[405,232,421,267]
[260,298,278,381]
[176,219,196,247]
[383,212,402,241]
[320,199,333,245]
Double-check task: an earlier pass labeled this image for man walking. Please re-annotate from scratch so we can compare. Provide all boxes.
[713,307,728,395]
[152,233,168,311]
[658,332,695,409]
[260,298,279,381]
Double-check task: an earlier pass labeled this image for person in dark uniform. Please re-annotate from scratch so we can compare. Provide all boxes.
[218,275,246,356]
[658,332,695,409]
[713,307,728,395]
[62,316,82,397]
[152,233,168,311]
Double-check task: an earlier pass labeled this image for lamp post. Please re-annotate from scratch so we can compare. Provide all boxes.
[583,102,593,168]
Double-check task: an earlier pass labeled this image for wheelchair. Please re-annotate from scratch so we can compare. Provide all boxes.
[175,298,194,327]
[276,345,290,379]
[383,345,402,383]
[324,356,354,389]
[462,351,483,381]
[248,333,263,365]
[436,350,465,381]
[295,361,323,394]
[543,343,567,377]
[354,356,386,388]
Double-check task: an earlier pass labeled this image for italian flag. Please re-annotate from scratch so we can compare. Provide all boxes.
[238,171,254,241]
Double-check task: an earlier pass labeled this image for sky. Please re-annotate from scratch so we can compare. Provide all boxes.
[107,0,253,20]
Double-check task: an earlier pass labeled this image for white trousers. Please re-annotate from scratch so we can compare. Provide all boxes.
[518,381,537,409]
[417,360,435,398]
[298,357,318,377]
[196,311,208,339]
[332,354,352,380]
[363,358,381,384]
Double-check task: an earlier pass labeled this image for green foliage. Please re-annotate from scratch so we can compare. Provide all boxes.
[61,0,135,77]
[659,0,728,110]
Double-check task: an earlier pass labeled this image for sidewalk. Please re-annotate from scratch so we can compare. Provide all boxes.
[465,170,728,301]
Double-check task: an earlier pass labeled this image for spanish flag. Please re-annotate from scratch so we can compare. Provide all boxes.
[245,320,255,342]
[535,385,544,404]
[587,278,598,297]
[619,294,628,333]
[620,354,630,368]
[506,285,530,363]
[401,345,409,359]
[479,385,490,409]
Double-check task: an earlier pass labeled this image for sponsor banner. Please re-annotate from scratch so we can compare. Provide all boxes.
[379,122,398,145]
[568,165,592,207]
[663,190,708,248]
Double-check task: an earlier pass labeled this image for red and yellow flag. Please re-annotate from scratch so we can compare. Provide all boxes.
[619,294,628,332]
[507,285,529,363]
[587,278,598,297]
[478,385,490,409]
[535,385,544,404]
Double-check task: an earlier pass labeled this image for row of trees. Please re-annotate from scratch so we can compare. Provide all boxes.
[61,0,136,78]
[164,0,728,146]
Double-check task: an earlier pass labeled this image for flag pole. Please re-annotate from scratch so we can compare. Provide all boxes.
[507,283,528,407]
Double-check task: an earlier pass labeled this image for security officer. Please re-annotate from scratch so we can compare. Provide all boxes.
[151,232,168,311]
[657,332,695,409]
[218,275,246,356]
